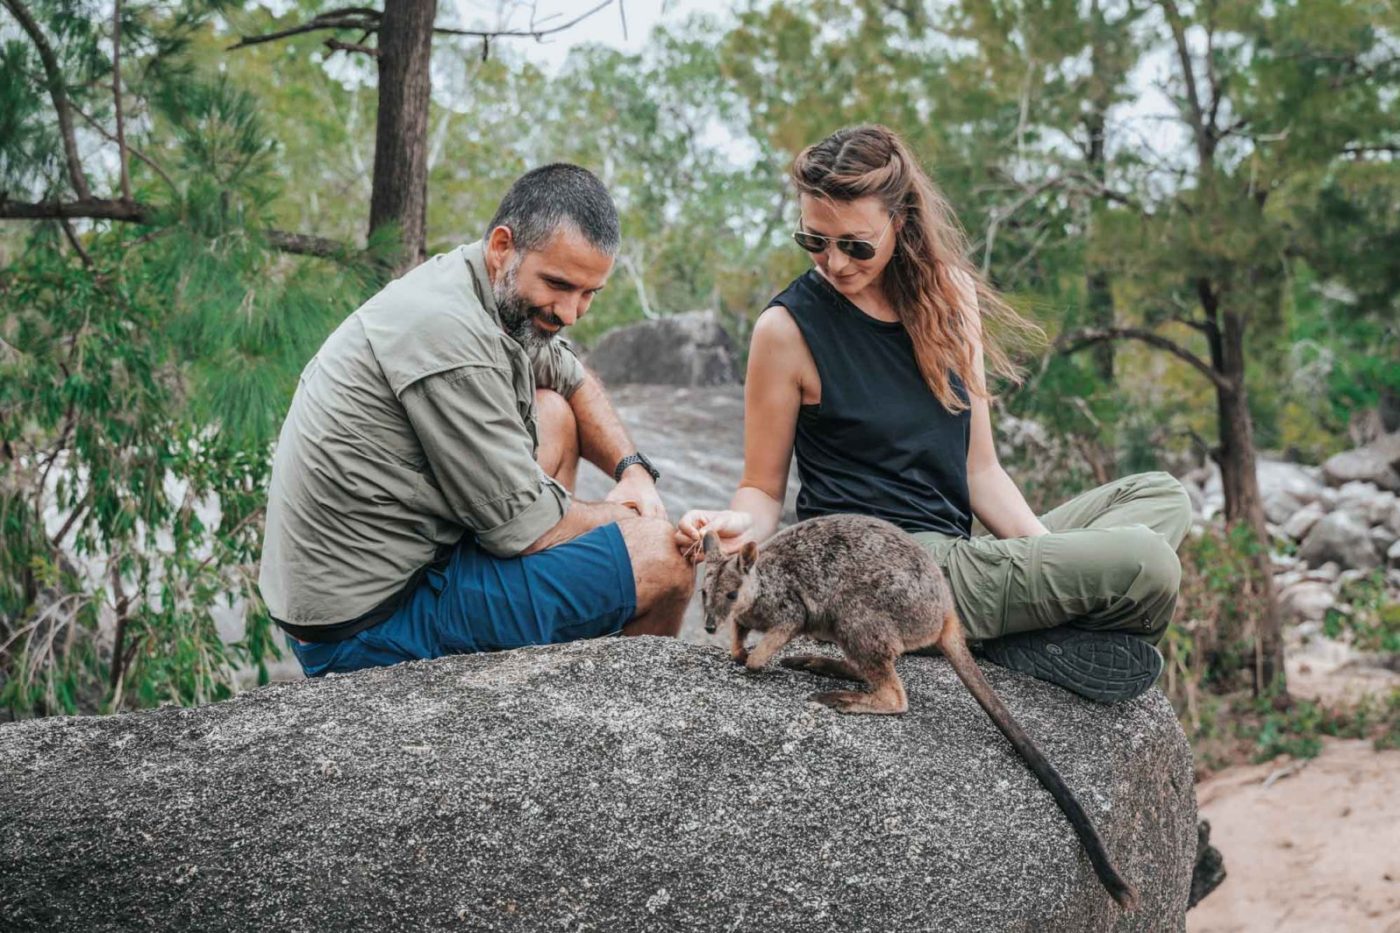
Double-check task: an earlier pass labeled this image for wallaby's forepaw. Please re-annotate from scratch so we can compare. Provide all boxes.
[730,648,749,666]
[781,655,863,682]
[743,655,767,673]
[809,690,906,715]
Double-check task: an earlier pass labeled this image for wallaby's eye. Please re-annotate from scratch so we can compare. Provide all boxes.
[726,591,738,601]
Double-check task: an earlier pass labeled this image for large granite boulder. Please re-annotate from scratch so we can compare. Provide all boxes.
[586,310,741,388]
[1322,433,1400,492]
[1298,510,1382,571]
[0,638,1196,932]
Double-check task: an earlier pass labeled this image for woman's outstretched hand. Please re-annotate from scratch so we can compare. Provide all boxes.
[675,509,754,563]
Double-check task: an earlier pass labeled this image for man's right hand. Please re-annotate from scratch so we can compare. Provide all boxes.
[675,509,753,563]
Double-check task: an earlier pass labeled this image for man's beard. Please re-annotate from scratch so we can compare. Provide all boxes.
[493,260,555,353]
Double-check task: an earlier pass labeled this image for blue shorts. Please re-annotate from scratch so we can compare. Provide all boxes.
[287,523,636,677]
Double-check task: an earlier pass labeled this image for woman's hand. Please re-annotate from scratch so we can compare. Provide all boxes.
[674,509,754,563]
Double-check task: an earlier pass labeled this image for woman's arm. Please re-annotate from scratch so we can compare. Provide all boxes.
[676,306,805,554]
[956,273,1049,540]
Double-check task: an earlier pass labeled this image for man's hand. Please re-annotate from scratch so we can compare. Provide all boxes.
[674,509,753,563]
[607,465,666,520]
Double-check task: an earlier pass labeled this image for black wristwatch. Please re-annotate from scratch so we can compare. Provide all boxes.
[613,451,660,484]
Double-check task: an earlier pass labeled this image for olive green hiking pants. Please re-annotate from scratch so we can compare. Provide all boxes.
[912,471,1194,644]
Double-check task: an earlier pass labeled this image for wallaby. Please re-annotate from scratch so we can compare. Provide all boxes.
[698,514,1139,910]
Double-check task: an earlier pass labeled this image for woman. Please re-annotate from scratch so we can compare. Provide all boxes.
[675,125,1192,703]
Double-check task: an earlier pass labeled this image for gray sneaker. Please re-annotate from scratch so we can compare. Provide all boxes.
[978,627,1164,703]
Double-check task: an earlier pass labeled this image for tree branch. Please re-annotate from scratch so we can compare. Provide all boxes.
[71,102,178,193]
[1159,0,1210,166]
[1057,325,1231,391]
[227,11,381,51]
[1,0,91,199]
[264,229,351,258]
[113,0,130,201]
[230,1,618,51]
[0,196,149,222]
[0,198,350,258]
[325,37,379,57]
[430,0,615,39]
[59,219,93,268]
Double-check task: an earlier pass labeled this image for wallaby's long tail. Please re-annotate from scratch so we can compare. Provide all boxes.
[938,611,1140,911]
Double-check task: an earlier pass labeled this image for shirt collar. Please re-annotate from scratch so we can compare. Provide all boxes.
[460,240,501,325]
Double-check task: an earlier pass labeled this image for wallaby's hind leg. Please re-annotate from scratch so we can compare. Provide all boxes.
[810,657,907,715]
[780,654,863,681]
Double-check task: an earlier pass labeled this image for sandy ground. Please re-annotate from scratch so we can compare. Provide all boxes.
[1188,738,1400,932]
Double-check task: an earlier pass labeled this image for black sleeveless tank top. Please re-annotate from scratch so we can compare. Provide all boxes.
[770,268,973,539]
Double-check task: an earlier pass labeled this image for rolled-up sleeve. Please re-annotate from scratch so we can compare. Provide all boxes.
[530,337,587,398]
[401,365,570,557]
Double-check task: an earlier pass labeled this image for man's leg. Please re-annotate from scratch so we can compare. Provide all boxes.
[532,387,692,635]
[618,517,694,637]
[534,387,692,637]
[535,388,579,492]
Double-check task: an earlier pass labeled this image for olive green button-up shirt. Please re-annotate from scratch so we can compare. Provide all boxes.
[259,241,586,628]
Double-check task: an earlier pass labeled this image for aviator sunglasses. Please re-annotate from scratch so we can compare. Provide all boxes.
[792,213,895,261]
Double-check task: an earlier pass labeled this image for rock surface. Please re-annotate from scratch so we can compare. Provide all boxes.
[0,638,1195,932]
[586,311,741,388]
[1298,511,1381,571]
[1322,433,1400,492]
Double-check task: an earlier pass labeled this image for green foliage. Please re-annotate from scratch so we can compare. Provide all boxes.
[1184,689,1400,773]
[1323,570,1400,655]
[0,215,368,717]
[1164,524,1275,713]
[0,0,378,717]
[3,0,1397,722]
[1165,524,1400,770]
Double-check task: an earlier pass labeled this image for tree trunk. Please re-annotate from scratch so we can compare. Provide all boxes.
[1083,1,1115,386]
[369,0,436,274]
[1213,309,1286,694]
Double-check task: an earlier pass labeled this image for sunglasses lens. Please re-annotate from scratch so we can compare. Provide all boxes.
[793,231,826,253]
[838,240,877,261]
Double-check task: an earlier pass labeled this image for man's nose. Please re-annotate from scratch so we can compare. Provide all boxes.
[553,295,583,327]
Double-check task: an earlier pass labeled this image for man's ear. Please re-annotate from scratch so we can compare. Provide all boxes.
[738,540,759,573]
[484,225,515,277]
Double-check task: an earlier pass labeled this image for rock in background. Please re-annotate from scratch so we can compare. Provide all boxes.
[585,310,741,388]
[0,637,1196,932]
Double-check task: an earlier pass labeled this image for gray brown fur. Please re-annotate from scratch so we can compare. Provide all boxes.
[700,513,1139,910]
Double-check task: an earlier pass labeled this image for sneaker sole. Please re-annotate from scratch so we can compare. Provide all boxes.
[979,628,1164,704]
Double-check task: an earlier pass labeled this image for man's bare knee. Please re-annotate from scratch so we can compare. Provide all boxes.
[535,388,572,424]
[534,389,579,489]
[621,517,695,610]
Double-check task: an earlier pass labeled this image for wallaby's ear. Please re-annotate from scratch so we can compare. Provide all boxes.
[738,540,759,573]
[702,532,721,560]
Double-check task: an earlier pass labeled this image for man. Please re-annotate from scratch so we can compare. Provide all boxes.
[259,164,694,677]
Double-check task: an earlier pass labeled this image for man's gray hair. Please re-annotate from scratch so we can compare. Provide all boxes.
[486,163,620,255]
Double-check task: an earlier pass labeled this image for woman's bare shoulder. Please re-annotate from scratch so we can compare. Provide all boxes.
[753,303,815,355]
[748,304,819,402]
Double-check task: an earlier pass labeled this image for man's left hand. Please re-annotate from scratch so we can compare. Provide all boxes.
[606,467,667,520]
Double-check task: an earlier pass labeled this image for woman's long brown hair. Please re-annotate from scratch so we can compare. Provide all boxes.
[791,124,1044,412]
